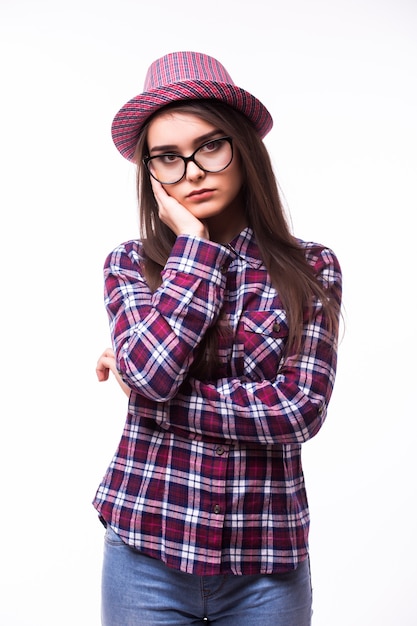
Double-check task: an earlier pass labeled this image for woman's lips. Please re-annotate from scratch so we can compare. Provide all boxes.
[187,189,215,200]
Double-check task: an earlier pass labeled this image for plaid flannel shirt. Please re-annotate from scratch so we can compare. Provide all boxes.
[93,228,342,575]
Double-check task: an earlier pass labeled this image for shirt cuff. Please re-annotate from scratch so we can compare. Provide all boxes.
[163,235,234,284]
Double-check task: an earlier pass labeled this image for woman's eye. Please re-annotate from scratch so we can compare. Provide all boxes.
[202,140,221,153]
[160,154,180,164]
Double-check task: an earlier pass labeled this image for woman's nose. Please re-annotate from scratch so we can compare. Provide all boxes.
[185,159,205,180]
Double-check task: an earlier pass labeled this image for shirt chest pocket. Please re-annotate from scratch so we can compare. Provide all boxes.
[240,310,289,381]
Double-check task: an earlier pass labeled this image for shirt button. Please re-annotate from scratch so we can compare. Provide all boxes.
[272,322,281,333]
[220,265,227,274]
[213,505,221,514]
[216,446,225,456]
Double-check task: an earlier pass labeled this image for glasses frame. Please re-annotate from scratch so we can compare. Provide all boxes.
[143,136,234,185]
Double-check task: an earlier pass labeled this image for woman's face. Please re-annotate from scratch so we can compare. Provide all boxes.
[146,110,246,240]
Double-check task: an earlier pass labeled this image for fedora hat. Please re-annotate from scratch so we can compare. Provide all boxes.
[111,51,273,161]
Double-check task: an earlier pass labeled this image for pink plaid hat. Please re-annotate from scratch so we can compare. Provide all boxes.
[111,51,273,161]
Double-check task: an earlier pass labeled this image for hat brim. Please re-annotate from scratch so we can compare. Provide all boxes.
[111,80,273,161]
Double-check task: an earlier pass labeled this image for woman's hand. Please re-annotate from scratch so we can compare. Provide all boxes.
[96,347,130,397]
[151,178,209,239]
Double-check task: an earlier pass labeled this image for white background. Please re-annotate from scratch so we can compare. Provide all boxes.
[1,0,416,624]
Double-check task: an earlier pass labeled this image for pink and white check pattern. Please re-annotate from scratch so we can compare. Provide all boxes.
[144,51,235,89]
[93,228,342,576]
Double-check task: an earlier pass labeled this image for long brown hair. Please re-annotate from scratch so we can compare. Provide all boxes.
[134,100,340,377]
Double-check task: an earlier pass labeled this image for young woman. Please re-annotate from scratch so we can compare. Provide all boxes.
[94,51,342,625]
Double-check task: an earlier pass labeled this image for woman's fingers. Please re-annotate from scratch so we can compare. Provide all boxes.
[96,348,116,382]
[96,347,130,397]
[150,178,208,238]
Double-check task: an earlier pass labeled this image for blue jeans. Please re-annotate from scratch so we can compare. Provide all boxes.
[102,525,312,625]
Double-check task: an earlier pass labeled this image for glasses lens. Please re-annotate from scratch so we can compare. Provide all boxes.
[194,137,233,173]
[147,155,185,185]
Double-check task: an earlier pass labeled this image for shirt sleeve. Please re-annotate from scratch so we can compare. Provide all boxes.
[104,236,233,401]
[162,247,343,445]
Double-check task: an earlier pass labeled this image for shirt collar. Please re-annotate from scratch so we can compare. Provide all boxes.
[227,227,264,269]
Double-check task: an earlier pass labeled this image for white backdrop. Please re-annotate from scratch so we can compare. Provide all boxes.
[1,0,416,624]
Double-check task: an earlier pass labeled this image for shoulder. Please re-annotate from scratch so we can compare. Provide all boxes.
[297,238,342,287]
[297,238,340,269]
[104,239,144,270]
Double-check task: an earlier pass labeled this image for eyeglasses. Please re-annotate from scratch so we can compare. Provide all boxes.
[143,136,233,185]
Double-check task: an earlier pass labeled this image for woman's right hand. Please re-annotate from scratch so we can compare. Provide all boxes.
[96,347,130,397]
[151,178,209,239]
